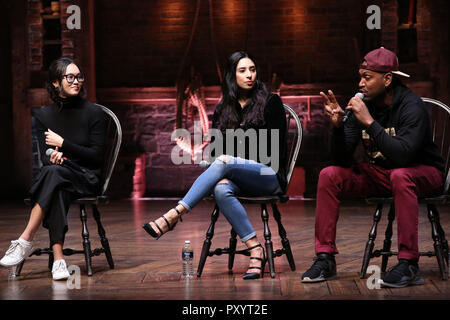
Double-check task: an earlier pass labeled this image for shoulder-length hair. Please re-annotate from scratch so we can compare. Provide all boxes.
[45,57,86,102]
[215,51,269,131]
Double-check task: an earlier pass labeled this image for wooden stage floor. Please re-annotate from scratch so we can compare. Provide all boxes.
[0,199,449,300]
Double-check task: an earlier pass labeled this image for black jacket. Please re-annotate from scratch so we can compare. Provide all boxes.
[211,93,288,192]
[332,84,444,173]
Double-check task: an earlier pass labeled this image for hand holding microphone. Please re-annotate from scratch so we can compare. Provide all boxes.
[345,92,374,127]
[47,147,64,165]
[46,148,98,183]
[321,90,373,127]
[46,147,84,171]
[343,92,365,123]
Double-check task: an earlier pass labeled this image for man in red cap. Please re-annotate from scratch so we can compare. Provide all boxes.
[301,47,445,287]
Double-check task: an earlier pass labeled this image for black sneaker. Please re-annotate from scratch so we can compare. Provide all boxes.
[378,259,425,288]
[301,253,338,283]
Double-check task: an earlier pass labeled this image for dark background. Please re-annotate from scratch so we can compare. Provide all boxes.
[1,0,449,200]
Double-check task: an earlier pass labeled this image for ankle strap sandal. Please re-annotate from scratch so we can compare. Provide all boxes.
[142,207,183,240]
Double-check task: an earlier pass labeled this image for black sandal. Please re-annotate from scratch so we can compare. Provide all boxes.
[243,243,266,280]
[142,207,183,240]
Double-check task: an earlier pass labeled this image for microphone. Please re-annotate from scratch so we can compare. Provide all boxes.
[45,148,56,157]
[45,148,84,172]
[199,160,211,169]
[46,148,99,184]
[343,92,365,123]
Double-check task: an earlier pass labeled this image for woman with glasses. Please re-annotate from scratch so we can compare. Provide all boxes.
[142,51,287,280]
[0,57,106,281]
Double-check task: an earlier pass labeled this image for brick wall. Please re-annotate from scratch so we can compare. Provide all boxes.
[24,0,448,93]
[59,0,92,69]
[0,0,13,198]
[23,0,447,95]
[19,0,450,199]
[95,0,375,87]
[27,0,43,71]
[26,0,87,69]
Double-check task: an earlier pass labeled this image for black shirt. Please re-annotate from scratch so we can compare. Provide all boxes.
[32,96,106,171]
[332,84,445,173]
[211,93,288,192]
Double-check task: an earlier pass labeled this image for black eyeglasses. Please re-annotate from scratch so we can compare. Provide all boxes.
[63,73,85,84]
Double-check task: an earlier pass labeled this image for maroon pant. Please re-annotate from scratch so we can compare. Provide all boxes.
[315,162,443,260]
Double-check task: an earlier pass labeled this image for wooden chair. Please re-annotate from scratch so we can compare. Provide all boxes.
[196,104,303,278]
[360,98,450,280]
[15,104,122,277]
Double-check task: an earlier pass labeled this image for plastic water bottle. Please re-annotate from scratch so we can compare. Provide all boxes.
[7,266,17,280]
[182,240,194,278]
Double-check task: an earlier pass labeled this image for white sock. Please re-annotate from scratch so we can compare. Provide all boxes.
[18,238,32,246]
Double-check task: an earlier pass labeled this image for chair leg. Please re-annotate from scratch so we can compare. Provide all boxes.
[80,204,93,276]
[441,232,449,268]
[197,204,219,278]
[227,228,237,274]
[360,203,383,279]
[435,208,449,268]
[271,203,295,271]
[14,260,26,276]
[381,203,395,272]
[92,205,114,269]
[261,204,275,278]
[48,249,54,271]
[427,204,448,280]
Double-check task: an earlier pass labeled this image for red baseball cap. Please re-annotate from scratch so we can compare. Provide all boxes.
[360,47,410,78]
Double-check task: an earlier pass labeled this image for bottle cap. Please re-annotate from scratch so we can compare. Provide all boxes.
[185,240,190,244]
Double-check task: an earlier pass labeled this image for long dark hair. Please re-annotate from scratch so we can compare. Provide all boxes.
[215,51,269,131]
[45,57,86,102]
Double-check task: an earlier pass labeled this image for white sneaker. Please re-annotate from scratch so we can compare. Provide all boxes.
[0,239,34,267]
[52,259,70,280]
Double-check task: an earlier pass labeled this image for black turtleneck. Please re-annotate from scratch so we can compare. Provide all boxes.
[32,96,106,170]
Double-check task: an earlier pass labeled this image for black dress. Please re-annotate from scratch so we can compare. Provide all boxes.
[30,96,106,246]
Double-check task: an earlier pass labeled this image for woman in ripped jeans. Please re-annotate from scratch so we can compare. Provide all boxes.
[143,51,287,280]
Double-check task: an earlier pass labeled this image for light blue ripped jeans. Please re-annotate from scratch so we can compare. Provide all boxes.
[179,155,282,242]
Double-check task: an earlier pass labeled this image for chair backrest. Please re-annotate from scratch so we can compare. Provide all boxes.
[96,104,122,196]
[283,104,303,189]
[422,97,450,194]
